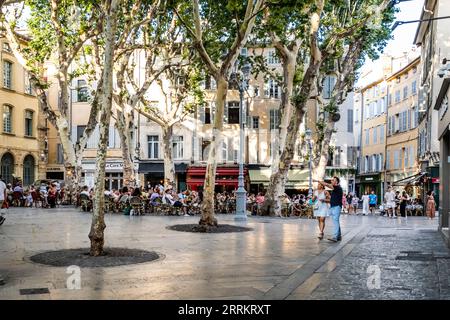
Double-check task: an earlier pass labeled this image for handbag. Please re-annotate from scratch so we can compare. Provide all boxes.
[313,200,320,210]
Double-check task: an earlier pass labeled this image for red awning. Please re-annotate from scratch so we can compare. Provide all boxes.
[187,166,247,176]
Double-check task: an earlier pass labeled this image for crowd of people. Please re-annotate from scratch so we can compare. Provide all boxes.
[0,179,64,209]
[76,184,202,216]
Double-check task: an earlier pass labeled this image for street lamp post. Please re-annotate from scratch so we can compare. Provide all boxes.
[235,63,250,222]
[305,129,313,197]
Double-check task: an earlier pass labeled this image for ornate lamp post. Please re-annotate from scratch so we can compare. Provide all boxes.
[305,128,313,197]
[234,63,251,222]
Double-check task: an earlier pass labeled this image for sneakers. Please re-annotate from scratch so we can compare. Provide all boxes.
[327,237,338,242]
[0,216,5,226]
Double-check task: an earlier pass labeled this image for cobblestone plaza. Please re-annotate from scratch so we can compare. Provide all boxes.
[0,208,448,300]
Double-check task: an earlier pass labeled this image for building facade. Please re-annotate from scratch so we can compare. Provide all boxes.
[385,57,421,190]
[358,79,388,200]
[0,38,45,186]
[414,0,444,215]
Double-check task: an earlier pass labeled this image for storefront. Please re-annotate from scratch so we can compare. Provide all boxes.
[82,160,136,190]
[248,166,309,195]
[434,76,449,231]
[138,161,187,191]
[46,166,65,180]
[358,173,383,201]
[186,166,247,192]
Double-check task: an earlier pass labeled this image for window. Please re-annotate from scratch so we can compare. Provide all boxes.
[364,156,369,173]
[222,141,227,161]
[407,109,412,130]
[376,99,382,115]
[269,109,280,130]
[57,144,64,164]
[347,146,355,166]
[403,86,408,99]
[334,146,341,167]
[3,105,12,133]
[227,101,240,124]
[77,79,89,102]
[379,154,384,171]
[347,109,353,132]
[76,125,86,143]
[252,116,259,129]
[3,60,12,89]
[365,129,369,145]
[404,148,408,168]
[23,155,35,186]
[1,152,14,184]
[323,76,336,99]
[253,86,259,97]
[373,126,378,144]
[409,146,414,167]
[2,42,12,53]
[267,49,280,64]
[266,79,280,98]
[24,72,32,95]
[412,81,417,94]
[393,150,400,169]
[204,106,211,124]
[147,135,159,159]
[24,110,33,136]
[395,90,400,103]
[204,75,217,90]
[414,105,419,128]
[172,136,183,159]
[380,124,385,142]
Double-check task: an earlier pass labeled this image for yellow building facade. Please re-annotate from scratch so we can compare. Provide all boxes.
[0,38,45,186]
[385,57,421,184]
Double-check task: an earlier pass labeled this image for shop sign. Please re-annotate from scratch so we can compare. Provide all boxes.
[105,163,123,170]
[46,167,63,172]
[432,178,440,184]
[365,177,373,181]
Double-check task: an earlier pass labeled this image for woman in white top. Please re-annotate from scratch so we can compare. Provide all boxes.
[312,183,330,240]
[361,192,370,215]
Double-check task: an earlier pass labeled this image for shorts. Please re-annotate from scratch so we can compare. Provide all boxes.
[369,204,376,208]
[385,202,395,209]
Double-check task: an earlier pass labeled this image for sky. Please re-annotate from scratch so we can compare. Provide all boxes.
[357,0,425,87]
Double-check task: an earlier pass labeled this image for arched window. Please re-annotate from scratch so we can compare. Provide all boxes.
[3,105,12,133]
[1,152,14,184]
[23,155,35,186]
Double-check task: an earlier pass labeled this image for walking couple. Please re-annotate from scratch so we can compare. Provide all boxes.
[312,176,343,242]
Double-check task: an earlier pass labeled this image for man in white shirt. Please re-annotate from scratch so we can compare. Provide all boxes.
[0,176,7,226]
[384,186,397,218]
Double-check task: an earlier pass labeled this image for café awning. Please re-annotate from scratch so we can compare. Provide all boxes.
[249,168,310,189]
[392,172,426,186]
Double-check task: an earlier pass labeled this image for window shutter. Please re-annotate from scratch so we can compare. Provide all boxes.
[211,102,215,123]
[228,137,234,161]
[224,102,229,124]
[200,106,205,123]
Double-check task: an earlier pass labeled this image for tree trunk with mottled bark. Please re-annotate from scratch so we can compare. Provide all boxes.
[260,62,322,216]
[199,77,227,227]
[162,125,175,190]
[313,119,335,181]
[89,0,119,256]
[116,110,135,187]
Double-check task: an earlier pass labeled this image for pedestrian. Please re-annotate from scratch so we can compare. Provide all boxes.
[342,193,347,213]
[369,190,377,215]
[351,193,359,214]
[346,193,353,214]
[361,192,369,215]
[426,190,436,219]
[400,191,409,217]
[384,186,397,218]
[0,175,7,226]
[312,182,330,240]
[315,176,343,242]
